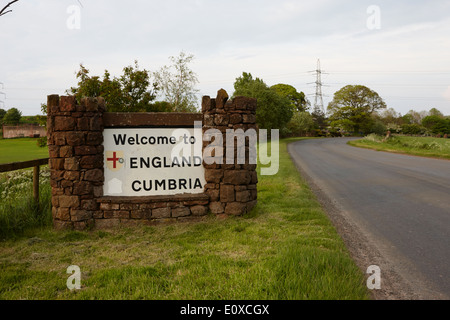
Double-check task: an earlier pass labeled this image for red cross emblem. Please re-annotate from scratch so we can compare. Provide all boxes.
[106,151,124,171]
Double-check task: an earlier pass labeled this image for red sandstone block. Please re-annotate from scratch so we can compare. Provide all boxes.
[202,96,211,112]
[90,115,103,131]
[47,95,60,113]
[205,188,219,202]
[81,97,100,112]
[54,116,76,131]
[75,145,98,155]
[104,211,130,219]
[66,132,86,146]
[100,203,120,211]
[73,181,93,195]
[53,220,73,231]
[209,202,224,214]
[152,207,171,218]
[60,96,77,112]
[131,210,150,219]
[172,207,190,218]
[56,208,70,221]
[61,180,73,188]
[216,89,229,109]
[243,114,256,124]
[236,190,251,202]
[48,145,60,158]
[223,170,251,185]
[58,195,80,208]
[71,210,93,222]
[81,199,98,211]
[64,157,79,171]
[59,146,74,158]
[53,132,66,145]
[77,117,90,131]
[74,220,94,231]
[93,186,103,198]
[215,114,229,126]
[225,202,247,216]
[93,211,104,219]
[80,155,102,169]
[230,114,242,124]
[86,132,103,146]
[205,169,223,183]
[121,203,140,211]
[190,205,208,216]
[220,184,235,203]
[49,159,64,170]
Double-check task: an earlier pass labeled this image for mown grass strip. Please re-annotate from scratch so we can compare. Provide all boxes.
[0,138,49,164]
[0,138,370,300]
[348,134,450,160]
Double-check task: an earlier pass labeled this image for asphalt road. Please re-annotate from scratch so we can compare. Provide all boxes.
[288,138,450,299]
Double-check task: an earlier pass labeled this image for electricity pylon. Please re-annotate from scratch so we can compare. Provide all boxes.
[313,59,325,115]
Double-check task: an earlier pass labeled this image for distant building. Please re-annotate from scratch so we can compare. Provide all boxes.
[2,124,46,139]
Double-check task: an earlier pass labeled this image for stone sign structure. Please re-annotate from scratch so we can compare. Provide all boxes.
[47,90,258,230]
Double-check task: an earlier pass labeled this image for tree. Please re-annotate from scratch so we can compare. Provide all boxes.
[287,111,314,136]
[0,0,19,17]
[0,108,6,124]
[3,107,22,125]
[422,115,450,135]
[68,61,159,112]
[428,108,444,118]
[154,52,199,112]
[402,110,429,125]
[270,84,309,112]
[327,85,386,134]
[34,103,47,128]
[379,108,401,125]
[233,72,293,133]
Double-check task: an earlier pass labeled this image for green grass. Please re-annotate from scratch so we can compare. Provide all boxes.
[0,138,49,164]
[0,138,370,300]
[0,167,52,239]
[348,134,450,160]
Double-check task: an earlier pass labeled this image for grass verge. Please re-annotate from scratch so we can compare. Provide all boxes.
[0,167,52,239]
[0,138,49,164]
[0,138,370,300]
[348,134,450,160]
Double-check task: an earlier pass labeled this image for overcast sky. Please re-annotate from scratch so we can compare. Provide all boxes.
[1,0,450,116]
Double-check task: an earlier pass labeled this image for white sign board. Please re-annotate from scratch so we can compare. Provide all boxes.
[103,128,205,197]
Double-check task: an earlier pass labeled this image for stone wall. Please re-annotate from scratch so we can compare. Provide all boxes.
[2,124,46,139]
[47,95,105,230]
[202,89,258,217]
[47,89,257,230]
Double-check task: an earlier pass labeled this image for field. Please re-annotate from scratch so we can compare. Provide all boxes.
[0,138,370,300]
[0,138,49,164]
[348,135,450,160]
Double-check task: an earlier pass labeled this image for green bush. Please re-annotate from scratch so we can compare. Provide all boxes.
[401,124,425,135]
[37,136,47,148]
[370,121,387,136]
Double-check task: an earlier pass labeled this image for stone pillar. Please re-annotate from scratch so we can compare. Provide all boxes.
[47,95,105,230]
[202,89,258,217]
